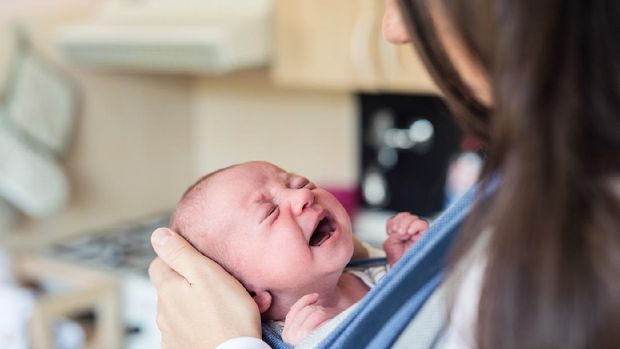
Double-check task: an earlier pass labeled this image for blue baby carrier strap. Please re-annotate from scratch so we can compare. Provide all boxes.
[263,181,487,348]
[263,323,294,349]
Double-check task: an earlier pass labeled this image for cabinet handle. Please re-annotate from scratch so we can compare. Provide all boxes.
[378,30,402,80]
[350,1,377,82]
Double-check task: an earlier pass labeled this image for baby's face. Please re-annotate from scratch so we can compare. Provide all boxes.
[199,161,354,295]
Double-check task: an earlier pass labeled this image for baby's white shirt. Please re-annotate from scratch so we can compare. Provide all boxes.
[264,264,388,348]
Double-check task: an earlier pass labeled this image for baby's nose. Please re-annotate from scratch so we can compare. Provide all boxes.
[289,188,314,215]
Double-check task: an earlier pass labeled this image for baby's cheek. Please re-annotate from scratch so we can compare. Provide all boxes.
[343,234,355,257]
[272,251,315,280]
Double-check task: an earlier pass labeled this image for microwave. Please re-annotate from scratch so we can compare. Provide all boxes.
[358,93,462,217]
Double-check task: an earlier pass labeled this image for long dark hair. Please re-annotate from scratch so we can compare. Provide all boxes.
[399,0,620,348]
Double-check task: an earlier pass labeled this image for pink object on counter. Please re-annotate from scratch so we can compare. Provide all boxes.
[324,186,360,219]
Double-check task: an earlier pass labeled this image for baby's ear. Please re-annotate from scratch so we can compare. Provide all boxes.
[251,290,272,314]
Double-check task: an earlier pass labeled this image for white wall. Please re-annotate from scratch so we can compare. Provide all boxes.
[191,70,357,187]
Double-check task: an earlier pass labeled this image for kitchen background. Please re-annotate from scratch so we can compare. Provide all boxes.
[0,1,481,348]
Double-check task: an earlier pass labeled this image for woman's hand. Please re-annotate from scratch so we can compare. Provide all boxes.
[148,228,262,348]
[383,213,429,266]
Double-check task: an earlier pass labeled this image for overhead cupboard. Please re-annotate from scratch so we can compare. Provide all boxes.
[273,0,438,93]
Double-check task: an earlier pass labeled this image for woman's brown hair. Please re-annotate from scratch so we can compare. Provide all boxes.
[398,0,620,348]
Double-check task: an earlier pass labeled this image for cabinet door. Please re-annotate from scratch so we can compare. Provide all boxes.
[375,32,439,92]
[273,0,438,93]
[273,0,359,90]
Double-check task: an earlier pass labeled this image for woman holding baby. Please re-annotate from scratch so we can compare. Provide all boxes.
[149,0,620,348]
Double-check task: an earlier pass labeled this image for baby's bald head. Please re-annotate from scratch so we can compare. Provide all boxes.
[167,161,355,321]
[169,165,238,274]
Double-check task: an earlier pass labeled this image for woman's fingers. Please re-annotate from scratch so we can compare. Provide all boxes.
[150,227,221,285]
[148,257,183,289]
[148,227,262,347]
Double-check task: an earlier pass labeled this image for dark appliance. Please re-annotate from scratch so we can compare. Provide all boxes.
[359,93,461,216]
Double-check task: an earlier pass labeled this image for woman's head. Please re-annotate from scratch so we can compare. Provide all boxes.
[383,0,412,44]
[384,0,494,142]
[393,0,620,173]
[391,0,620,348]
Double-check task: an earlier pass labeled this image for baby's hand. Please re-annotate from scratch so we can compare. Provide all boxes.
[384,212,429,266]
[282,293,333,346]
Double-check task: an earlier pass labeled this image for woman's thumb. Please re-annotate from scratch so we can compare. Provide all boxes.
[151,227,207,284]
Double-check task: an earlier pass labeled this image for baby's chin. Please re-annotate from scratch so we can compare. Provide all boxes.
[320,239,354,278]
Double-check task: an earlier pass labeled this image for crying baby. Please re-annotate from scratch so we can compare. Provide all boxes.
[169,161,428,346]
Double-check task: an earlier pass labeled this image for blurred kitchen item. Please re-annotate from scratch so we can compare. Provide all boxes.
[53,321,85,349]
[361,166,389,207]
[44,214,165,274]
[5,29,78,156]
[359,93,461,216]
[57,0,273,74]
[444,152,482,207]
[16,254,119,349]
[353,209,394,248]
[325,186,359,219]
[0,248,14,284]
[0,28,75,219]
[42,213,169,349]
[1,249,87,349]
[0,198,18,232]
[0,284,35,349]
[0,123,69,218]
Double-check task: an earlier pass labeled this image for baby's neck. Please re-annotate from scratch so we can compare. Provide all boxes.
[316,272,370,311]
[268,272,370,321]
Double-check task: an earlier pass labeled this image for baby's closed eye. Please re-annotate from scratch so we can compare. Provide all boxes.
[268,205,279,217]
[260,203,280,224]
[290,176,310,189]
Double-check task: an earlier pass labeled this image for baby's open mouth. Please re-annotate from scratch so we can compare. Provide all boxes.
[309,216,336,247]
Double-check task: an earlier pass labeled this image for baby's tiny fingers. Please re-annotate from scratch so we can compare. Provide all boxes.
[388,212,412,225]
[286,294,319,324]
[301,308,331,333]
[386,215,401,233]
[390,212,412,220]
[387,213,416,234]
[283,308,325,348]
[397,215,419,232]
[407,219,429,235]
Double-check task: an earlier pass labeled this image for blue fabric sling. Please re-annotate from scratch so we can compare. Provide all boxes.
[263,181,487,348]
